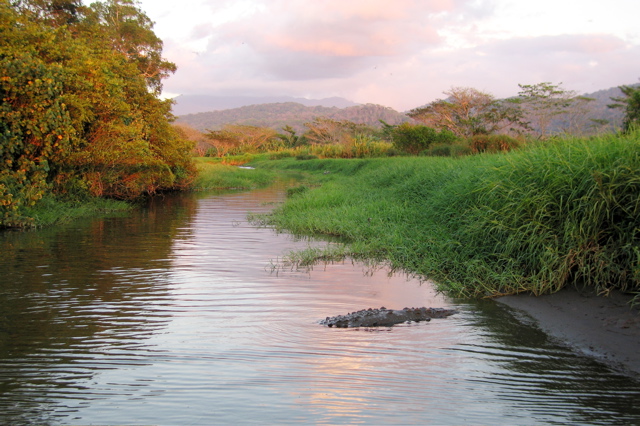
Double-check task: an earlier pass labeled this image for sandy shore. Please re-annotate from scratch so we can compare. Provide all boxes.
[497,286,640,377]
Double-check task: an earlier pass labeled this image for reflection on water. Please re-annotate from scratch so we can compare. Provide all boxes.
[0,186,639,425]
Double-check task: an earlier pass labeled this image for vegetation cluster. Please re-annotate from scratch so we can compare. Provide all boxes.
[0,0,195,228]
[192,157,277,192]
[178,82,639,165]
[250,130,640,302]
[3,0,640,308]
[182,113,523,160]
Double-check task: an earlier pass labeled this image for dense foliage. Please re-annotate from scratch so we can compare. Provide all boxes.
[0,0,196,227]
[609,84,640,133]
[407,87,527,137]
[385,122,458,155]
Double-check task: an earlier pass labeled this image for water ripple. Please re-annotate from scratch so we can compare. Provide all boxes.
[0,187,639,425]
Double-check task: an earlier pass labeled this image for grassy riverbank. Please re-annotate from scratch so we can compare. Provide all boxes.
[5,156,277,229]
[192,156,316,191]
[251,131,640,301]
[193,156,276,190]
[19,196,133,228]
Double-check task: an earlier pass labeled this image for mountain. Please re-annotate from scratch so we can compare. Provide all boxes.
[407,84,633,134]
[175,102,412,133]
[173,84,636,135]
[577,85,638,130]
[170,95,358,116]
[542,84,638,134]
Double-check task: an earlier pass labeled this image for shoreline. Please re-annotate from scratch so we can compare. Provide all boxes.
[497,287,640,377]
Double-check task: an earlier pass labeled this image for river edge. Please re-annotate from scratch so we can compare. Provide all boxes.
[497,287,640,377]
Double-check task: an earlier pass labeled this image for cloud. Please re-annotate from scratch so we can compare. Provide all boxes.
[151,0,640,111]
[198,0,492,81]
[489,34,626,56]
[343,33,640,111]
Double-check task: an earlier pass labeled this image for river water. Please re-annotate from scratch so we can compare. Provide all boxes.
[1,186,639,425]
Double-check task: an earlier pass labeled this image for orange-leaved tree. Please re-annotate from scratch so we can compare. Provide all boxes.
[0,0,195,227]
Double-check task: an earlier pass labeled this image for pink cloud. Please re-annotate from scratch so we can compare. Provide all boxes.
[156,0,640,112]
[577,35,625,54]
[266,36,364,57]
[205,0,465,82]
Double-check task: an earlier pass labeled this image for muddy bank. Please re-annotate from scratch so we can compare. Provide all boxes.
[497,287,640,377]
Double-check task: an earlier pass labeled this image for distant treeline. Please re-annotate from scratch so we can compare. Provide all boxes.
[0,0,195,228]
[176,84,634,137]
[176,82,640,160]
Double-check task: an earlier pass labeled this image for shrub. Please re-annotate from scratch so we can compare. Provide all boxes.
[449,143,473,157]
[390,123,458,155]
[296,154,318,160]
[269,150,295,160]
[205,147,219,157]
[422,143,452,157]
[470,134,520,153]
[422,141,473,157]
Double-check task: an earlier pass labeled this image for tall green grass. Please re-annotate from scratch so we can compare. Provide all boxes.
[193,157,277,190]
[254,131,640,301]
[21,195,132,227]
[260,140,395,160]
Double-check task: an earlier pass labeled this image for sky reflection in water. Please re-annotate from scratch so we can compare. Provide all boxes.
[0,187,639,425]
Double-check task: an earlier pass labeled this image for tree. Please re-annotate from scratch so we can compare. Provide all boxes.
[1,0,195,226]
[0,2,78,225]
[562,95,599,136]
[12,0,85,26]
[516,82,578,138]
[84,0,176,94]
[608,83,640,133]
[205,125,279,155]
[276,125,301,148]
[407,87,525,137]
[174,123,211,156]
[303,118,368,145]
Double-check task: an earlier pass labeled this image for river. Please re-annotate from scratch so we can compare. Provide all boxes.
[1,186,639,425]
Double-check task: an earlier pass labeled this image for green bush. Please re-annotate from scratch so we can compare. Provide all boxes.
[422,141,473,157]
[470,134,520,153]
[390,123,458,155]
[422,143,451,157]
[269,150,295,160]
[449,143,473,157]
[296,154,319,160]
[205,147,219,157]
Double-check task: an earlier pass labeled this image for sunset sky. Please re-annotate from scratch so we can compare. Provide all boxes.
[136,0,640,111]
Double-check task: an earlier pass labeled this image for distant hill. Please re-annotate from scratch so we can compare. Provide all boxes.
[408,84,634,134]
[543,84,638,134]
[577,85,637,131]
[175,102,412,133]
[171,95,358,116]
[174,84,636,135]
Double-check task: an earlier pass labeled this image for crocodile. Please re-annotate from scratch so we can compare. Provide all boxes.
[320,306,457,328]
